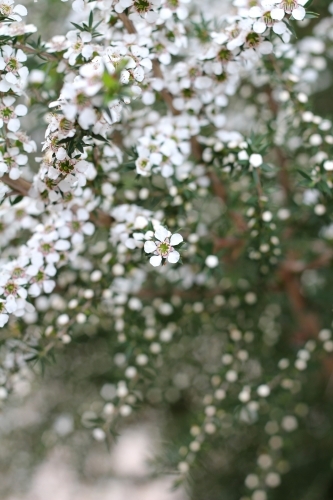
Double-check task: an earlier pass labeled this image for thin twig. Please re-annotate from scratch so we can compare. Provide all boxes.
[2,174,32,196]
[16,43,59,61]
[117,13,137,34]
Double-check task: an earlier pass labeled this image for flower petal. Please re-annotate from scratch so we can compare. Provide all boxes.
[7,118,20,132]
[15,104,27,116]
[292,6,305,20]
[272,21,286,34]
[144,241,157,253]
[150,255,162,267]
[253,21,267,34]
[155,226,169,242]
[0,313,9,327]
[167,250,180,264]
[43,280,56,294]
[170,233,183,246]
[271,7,285,20]
[14,4,27,16]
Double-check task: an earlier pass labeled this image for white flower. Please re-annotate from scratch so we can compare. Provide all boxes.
[205,255,219,268]
[253,11,287,35]
[0,45,27,86]
[0,0,27,21]
[0,146,27,179]
[144,226,183,267]
[0,300,9,327]
[116,0,161,23]
[0,96,27,132]
[136,157,152,176]
[271,0,307,21]
[324,161,333,171]
[28,268,56,297]
[64,31,93,66]
[257,384,271,397]
[249,153,263,168]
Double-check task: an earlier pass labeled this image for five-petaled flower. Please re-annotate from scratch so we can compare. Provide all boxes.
[271,0,307,21]
[144,226,183,267]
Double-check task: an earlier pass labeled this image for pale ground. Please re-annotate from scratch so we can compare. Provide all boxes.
[5,426,187,500]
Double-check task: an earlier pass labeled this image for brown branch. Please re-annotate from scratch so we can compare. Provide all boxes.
[265,85,292,198]
[209,171,227,203]
[280,251,333,273]
[2,174,32,197]
[16,43,58,62]
[279,264,320,341]
[275,145,292,198]
[152,60,180,116]
[2,175,114,227]
[276,249,333,341]
[190,137,203,162]
[213,236,245,262]
[118,13,180,116]
[89,209,114,227]
[117,13,137,34]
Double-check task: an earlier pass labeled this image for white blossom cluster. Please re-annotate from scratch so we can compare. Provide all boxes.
[0,0,326,380]
[0,4,35,181]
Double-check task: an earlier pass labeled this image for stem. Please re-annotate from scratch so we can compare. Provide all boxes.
[16,43,59,61]
[117,13,137,34]
[1,175,114,227]
[2,174,32,196]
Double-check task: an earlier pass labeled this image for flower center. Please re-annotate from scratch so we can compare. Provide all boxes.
[139,159,149,168]
[4,282,17,296]
[58,159,75,174]
[12,267,24,278]
[281,0,298,14]
[4,154,14,166]
[74,41,83,51]
[157,241,171,257]
[7,57,19,71]
[41,243,52,254]
[218,48,232,62]
[0,4,12,16]
[182,88,194,98]
[36,270,45,282]
[0,106,14,120]
[59,118,73,132]
[133,0,151,14]
[263,11,274,27]
[76,92,89,106]
[246,32,261,48]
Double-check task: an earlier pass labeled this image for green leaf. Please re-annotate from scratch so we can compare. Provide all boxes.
[89,10,93,28]
[304,11,319,19]
[102,72,120,96]
[261,163,274,172]
[297,169,312,181]
[285,19,298,38]
[71,22,84,31]
[10,195,23,206]
[317,180,332,196]
[91,132,108,143]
